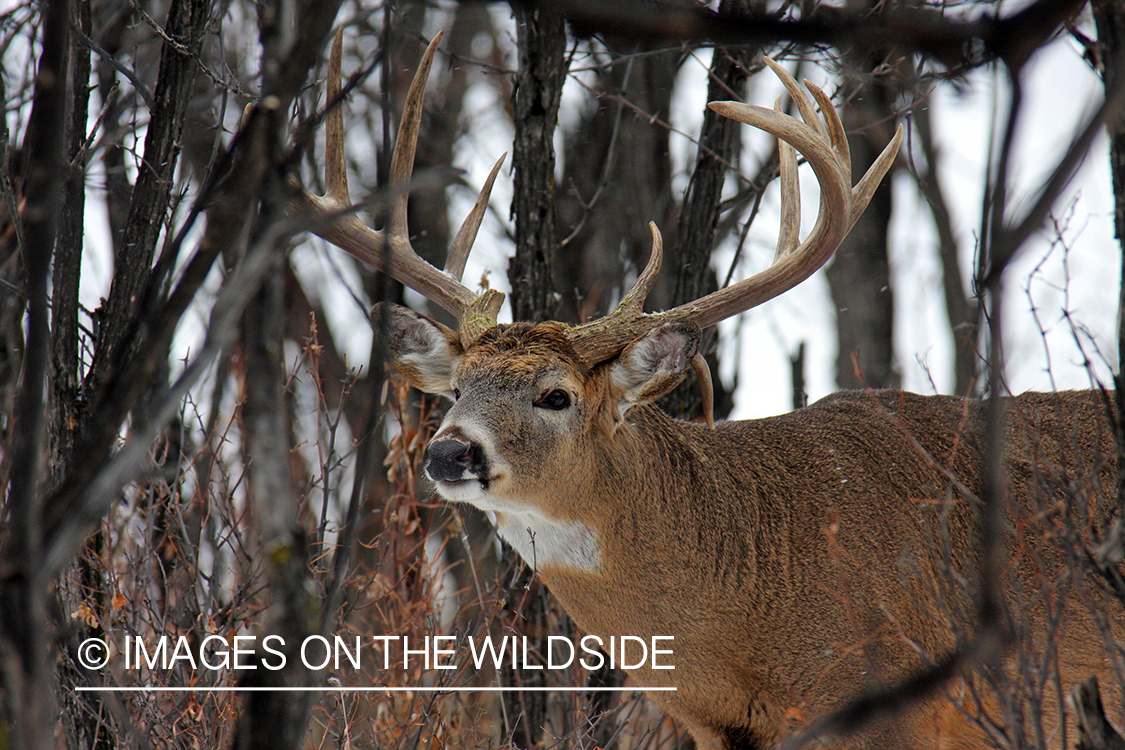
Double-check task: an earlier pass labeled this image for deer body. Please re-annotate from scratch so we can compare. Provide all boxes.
[297,33,1119,748]
[537,396,973,747]
[384,314,1117,749]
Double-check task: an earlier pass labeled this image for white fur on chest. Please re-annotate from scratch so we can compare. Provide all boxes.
[433,480,602,573]
[493,507,602,574]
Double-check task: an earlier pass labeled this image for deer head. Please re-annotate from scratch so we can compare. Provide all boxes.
[289,31,902,431]
[288,29,901,563]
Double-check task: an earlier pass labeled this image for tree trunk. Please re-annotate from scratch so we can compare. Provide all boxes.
[84,0,210,405]
[1093,0,1125,564]
[660,0,756,422]
[0,0,71,747]
[826,46,899,390]
[509,5,566,322]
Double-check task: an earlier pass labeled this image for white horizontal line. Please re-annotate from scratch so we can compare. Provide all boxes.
[76,686,675,693]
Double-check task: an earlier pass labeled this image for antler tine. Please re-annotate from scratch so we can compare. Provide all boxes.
[325,28,348,203]
[566,56,902,368]
[773,95,800,261]
[288,30,505,339]
[618,222,664,314]
[805,80,851,179]
[762,57,826,141]
[389,32,441,239]
[446,152,506,282]
[691,352,715,430]
[672,98,901,332]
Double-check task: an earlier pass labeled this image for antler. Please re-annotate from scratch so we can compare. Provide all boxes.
[567,56,904,366]
[288,29,505,346]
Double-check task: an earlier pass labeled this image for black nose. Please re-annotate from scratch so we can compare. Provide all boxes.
[424,439,474,482]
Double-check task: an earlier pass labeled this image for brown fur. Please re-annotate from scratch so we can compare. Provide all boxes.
[544,390,1116,748]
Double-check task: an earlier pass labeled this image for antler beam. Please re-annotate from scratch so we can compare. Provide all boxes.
[567,57,904,366]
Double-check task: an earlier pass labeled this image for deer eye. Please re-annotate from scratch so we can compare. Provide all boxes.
[535,389,570,411]
[453,388,461,400]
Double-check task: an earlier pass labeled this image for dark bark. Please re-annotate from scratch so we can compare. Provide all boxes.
[509,4,567,322]
[51,4,115,747]
[51,0,91,483]
[85,0,211,405]
[660,2,755,422]
[0,65,24,517]
[1093,0,1125,580]
[0,0,71,747]
[790,341,807,410]
[826,47,899,390]
[1098,0,1125,243]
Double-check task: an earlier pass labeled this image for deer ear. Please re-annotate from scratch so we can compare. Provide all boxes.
[610,322,700,414]
[373,302,462,398]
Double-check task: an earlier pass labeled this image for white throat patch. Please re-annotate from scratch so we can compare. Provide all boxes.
[494,507,602,574]
[433,480,602,573]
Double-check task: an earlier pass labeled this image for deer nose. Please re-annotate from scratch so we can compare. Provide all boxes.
[424,439,475,482]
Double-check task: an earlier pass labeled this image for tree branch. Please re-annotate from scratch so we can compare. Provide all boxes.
[513,0,1086,73]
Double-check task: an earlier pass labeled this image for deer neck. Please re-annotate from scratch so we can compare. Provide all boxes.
[509,406,785,590]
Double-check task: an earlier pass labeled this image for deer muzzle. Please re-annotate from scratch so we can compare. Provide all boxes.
[424,436,488,487]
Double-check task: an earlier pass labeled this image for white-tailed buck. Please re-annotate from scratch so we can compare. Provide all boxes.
[291,31,1121,750]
